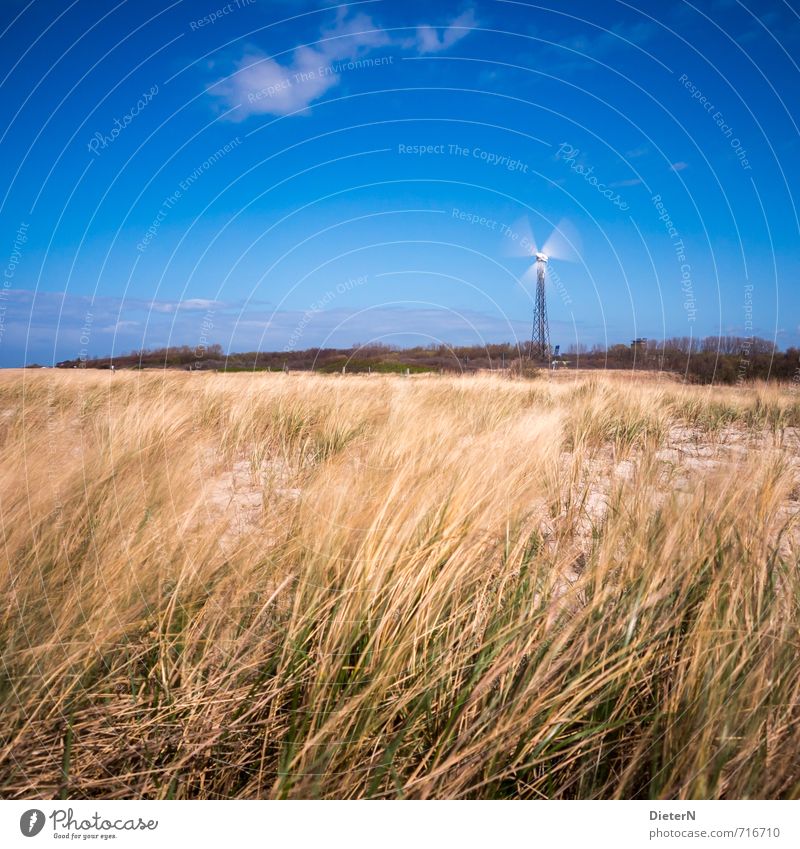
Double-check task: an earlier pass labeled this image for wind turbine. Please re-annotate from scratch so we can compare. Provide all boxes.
[505,217,581,362]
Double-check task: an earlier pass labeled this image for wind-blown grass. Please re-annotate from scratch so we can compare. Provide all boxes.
[1,369,799,799]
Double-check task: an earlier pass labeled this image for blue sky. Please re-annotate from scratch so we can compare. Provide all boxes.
[0,0,798,365]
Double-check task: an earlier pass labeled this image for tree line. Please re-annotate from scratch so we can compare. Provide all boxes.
[52,336,800,384]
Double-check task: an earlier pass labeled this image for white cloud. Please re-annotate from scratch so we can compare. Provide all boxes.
[670,161,689,172]
[211,11,390,119]
[210,9,476,119]
[148,301,176,314]
[148,298,224,314]
[410,9,477,54]
[100,320,139,333]
[180,298,222,311]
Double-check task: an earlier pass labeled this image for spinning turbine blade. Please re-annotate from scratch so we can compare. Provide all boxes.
[520,262,540,287]
[503,216,538,258]
[541,217,582,263]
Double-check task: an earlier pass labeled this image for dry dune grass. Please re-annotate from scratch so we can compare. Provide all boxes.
[1,369,800,799]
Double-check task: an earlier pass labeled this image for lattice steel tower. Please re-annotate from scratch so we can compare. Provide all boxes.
[529,253,551,361]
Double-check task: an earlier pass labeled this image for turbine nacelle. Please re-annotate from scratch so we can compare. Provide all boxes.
[535,252,549,263]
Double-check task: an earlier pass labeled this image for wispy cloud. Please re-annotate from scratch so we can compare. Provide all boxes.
[0,290,262,364]
[148,298,224,314]
[670,160,689,171]
[0,288,548,366]
[100,319,140,333]
[209,9,476,119]
[210,11,388,119]
[409,9,477,54]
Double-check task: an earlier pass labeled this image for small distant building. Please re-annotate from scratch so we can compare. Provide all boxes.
[631,337,648,351]
[550,344,569,370]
